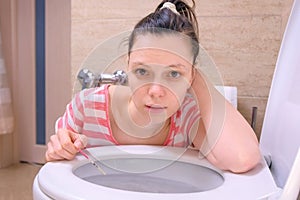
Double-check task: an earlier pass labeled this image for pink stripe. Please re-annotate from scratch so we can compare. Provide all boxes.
[82,129,116,142]
[66,102,83,130]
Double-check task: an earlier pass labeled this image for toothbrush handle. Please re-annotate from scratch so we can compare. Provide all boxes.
[78,148,106,175]
[78,149,89,159]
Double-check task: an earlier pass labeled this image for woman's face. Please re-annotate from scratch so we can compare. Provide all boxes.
[127,34,194,124]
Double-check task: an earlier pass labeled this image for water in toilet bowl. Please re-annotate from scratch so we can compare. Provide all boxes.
[74,157,224,193]
[85,174,200,193]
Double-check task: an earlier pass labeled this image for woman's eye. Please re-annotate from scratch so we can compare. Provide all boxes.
[135,68,148,76]
[168,71,181,78]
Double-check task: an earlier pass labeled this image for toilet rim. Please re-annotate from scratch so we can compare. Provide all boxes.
[74,145,223,173]
[36,145,279,200]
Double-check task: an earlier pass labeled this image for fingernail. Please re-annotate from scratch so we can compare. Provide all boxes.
[78,134,88,147]
[74,140,82,149]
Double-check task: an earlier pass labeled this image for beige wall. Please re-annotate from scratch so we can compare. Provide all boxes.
[197,0,294,137]
[71,0,294,139]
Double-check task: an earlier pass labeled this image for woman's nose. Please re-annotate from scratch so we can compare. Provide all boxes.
[148,83,166,98]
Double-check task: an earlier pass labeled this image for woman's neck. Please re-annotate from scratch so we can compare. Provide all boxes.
[109,85,169,139]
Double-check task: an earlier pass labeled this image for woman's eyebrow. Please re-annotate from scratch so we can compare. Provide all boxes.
[167,64,189,71]
[131,62,151,68]
[131,61,188,71]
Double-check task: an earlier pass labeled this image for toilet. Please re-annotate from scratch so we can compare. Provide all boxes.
[33,145,280,200]
[33,0,300,199]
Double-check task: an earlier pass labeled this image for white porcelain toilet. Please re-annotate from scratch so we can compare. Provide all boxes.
[33,0,300,199]
[34,145,281,200]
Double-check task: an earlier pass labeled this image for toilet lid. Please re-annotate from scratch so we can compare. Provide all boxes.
[36,146,279,200]
[259,0,300,188]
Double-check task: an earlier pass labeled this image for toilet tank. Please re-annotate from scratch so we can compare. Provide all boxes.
[259,0,300,188]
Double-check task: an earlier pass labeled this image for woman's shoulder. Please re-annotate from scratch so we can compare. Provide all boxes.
[73,85,110,104]
[79,84,130,105]
[108,85,131,101]
[80,85,109,95]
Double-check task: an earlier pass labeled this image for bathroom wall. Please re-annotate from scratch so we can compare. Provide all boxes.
[71,0,294,139]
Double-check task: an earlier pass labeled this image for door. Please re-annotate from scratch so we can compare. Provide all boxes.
[17,0,71,163]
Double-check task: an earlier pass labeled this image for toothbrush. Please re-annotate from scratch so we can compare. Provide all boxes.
[78,148,106,175]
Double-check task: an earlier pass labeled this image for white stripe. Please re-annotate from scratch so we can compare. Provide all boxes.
[85,108,106,119]
[84,123,109,135]
[173,133,185,144]
[182,99,200,135]
[175,115,181,127]
[85,93,105,103]
[66,106,77,129]
[87,137,114,146]
[183,110,196,134]
[181,100,197,116]
[71,95,83,121]
[55,118,60,133]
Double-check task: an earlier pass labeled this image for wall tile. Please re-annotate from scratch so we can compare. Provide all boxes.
[280,0,295,32]
[205,50,276,97]
[71,18,138,83]
[72,0,161,20]
[197,15,282,98]
[71,0,286,18]
[196,0,283,16]
[198,16,282,52]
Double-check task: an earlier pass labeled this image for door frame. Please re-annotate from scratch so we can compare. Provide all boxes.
[16,0,71,163]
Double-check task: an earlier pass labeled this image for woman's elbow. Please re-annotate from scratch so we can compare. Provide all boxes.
[207,146,262,173]
[229,148,261,173]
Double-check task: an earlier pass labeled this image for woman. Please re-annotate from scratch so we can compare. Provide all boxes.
[45,0,260,173]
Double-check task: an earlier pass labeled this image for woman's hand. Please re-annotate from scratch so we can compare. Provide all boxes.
[45,129,87,162]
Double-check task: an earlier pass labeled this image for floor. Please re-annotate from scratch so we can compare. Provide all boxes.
[0,162,42,200]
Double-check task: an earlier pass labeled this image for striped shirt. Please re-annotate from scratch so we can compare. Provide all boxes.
[56,85,200,147]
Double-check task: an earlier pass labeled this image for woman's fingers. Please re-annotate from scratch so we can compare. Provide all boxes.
[45,139,64,161]
[45,129,84,161]
[57,129,78,155]
[73,134,88,149]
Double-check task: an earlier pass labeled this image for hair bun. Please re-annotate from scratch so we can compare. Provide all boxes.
[160,2,180,15]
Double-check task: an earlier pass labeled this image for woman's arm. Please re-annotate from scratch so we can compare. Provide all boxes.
[191,69,261,173]
[45,90,86,161]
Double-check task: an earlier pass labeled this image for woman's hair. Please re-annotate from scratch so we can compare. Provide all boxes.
[128,0,199,64]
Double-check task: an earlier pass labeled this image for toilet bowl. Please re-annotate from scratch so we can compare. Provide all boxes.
[33,145,279,200]
[33,0,300,199]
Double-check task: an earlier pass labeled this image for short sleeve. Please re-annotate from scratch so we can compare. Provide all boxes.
[55,90,85,133]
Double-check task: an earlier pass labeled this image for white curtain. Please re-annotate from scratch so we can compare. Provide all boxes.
[0,31,14,135]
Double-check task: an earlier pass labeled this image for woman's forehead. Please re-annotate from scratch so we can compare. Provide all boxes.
[130,34,194,63]
[129,49,192,68]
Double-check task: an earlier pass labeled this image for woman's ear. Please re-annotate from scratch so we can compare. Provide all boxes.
[126,55,130,71]
[126,54,130,71]
[189,67,196,86]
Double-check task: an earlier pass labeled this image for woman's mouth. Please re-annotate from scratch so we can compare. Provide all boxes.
[145,105,167,113]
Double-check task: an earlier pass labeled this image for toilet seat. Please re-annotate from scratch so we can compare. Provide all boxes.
[33,145,279,200]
